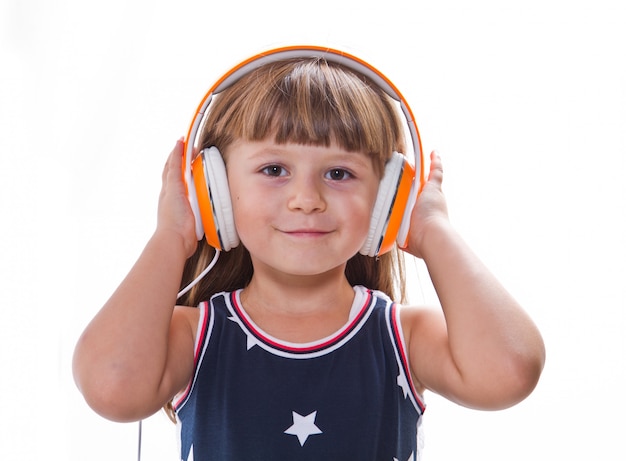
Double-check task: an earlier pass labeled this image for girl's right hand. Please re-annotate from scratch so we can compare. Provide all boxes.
[157,138,198,258]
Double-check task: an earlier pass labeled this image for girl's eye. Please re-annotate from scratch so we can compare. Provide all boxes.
[325,168,352,181]
[261,165,287,177]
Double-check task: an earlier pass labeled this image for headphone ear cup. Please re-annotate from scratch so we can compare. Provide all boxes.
[191,147,240,251]
[186,160,205,242]
[360,152,414,257]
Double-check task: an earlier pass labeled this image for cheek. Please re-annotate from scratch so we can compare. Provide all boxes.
[228,175,253,217]
[360,187,381,235]
[230,190,272,237]
[337,190,378,235]
[355,185,379,218]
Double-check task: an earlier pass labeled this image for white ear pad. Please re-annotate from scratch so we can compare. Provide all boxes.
[202,147,240,251]
[395,177,418,249]
[360,152,405,257]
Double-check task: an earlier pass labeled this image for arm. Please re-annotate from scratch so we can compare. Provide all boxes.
[72,140,200,422]
[402,152,545,410]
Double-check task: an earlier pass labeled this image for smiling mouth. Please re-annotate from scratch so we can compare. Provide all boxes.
[282,229,331,237]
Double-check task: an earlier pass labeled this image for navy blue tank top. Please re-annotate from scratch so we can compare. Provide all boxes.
[174,285,425,460]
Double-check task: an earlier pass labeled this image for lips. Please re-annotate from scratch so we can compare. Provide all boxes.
[284,229,329,236]
[281,228,332,237]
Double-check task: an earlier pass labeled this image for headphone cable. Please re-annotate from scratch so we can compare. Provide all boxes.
[137,420,142,461]
[136,249,220,461]
[177,249,221,298]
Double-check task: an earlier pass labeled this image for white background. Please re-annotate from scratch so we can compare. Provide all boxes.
[1,0,624,459]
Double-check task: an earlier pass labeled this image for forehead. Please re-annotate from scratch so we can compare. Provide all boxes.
[226,138,373,165]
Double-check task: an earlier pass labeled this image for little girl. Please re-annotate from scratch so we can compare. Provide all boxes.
[73,46,545,460]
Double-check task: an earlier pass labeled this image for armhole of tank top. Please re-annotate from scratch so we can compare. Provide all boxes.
[390,303,427,414]
[192,301,211,362]
[173,300,212,411]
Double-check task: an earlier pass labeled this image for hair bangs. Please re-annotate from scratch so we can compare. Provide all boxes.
[200,59,406,175]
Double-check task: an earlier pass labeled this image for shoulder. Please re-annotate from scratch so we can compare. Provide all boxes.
[172,291,232,342]
[169,305,203,362]
[399,304,445,335]
[173,304,201,334]
[398,304,448,393]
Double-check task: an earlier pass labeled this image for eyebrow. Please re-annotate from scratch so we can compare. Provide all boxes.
[248,144,372,166]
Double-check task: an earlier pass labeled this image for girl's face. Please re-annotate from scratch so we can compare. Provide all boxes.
[225,138,380,278]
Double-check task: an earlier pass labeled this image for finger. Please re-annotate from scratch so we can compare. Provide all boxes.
[427,150,444,186]
[162,138,185,183]
[169,137,185,177]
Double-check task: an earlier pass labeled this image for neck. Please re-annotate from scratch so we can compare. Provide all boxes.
[239,263,356,342]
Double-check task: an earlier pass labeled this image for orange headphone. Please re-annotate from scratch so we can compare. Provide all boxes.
[183,45,424,257]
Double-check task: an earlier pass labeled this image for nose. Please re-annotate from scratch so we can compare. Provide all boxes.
[287,175,327,213]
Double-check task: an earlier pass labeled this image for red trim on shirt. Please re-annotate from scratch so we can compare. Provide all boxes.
[229,290,373,354]
[390,303,426,413]
[173,301,211,409]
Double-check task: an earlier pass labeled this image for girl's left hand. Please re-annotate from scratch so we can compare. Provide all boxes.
[402,151,450,259]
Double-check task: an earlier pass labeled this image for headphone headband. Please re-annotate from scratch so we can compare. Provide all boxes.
[184,46,423,186]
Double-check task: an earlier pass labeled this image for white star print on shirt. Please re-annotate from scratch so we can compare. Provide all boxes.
[284,411,323,446]
[228,315,260,350]
[393,451,415,461]
[397,372,411,398]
